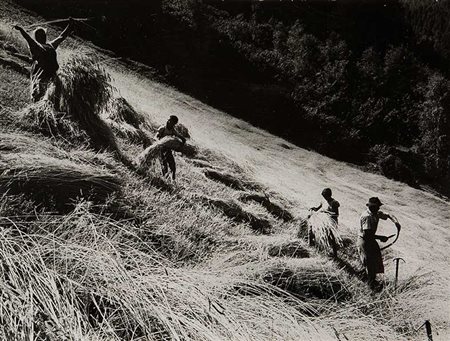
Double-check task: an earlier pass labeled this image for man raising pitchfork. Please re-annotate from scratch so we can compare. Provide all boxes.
[14,18,74,102]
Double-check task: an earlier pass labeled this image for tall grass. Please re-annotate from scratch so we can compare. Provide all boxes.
[0,200,336,341]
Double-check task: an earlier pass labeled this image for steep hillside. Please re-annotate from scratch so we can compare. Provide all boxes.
[0,1,449,340]
[13,0,450,196]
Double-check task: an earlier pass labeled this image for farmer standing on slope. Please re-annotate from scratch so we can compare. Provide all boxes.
[14,18,74,102]
[358,197,400,290]
[310,187,340,257]
[156,115,186,180]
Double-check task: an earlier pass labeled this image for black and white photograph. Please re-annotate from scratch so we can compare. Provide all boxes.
[0,0,449,339]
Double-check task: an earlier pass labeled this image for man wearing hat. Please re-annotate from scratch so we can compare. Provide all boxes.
[358,197,401,290]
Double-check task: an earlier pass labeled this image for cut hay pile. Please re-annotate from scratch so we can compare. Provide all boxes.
[20,56,136,168]
[240,192,293,221]
[55,56,119,153]
[0,152,121,209]
[199,195,272,233]
[0,55,29,76]
[261,260,349,301]
[21,99,88,143]
[203,168,259,191]
[308,212,343,251]
[133,136,197,173]
[103,97,153,146]
[267,241,310,258]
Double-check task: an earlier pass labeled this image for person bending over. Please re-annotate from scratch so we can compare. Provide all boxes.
[156,115,186,180]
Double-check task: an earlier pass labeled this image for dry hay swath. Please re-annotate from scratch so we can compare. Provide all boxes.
[20,99,89,143]
[0,131,119,171]
[103,97,153,146]
[199,195,271,233]
[203,168,259,191]
[308,212,343,251]
[240,192,293,222]
[0,55,29,76]
[133,136,197,172]
[261,260,349,301]
[0,152,121,209]
[267,241,310,258]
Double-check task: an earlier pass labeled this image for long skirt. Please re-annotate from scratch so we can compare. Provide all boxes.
[357,237,384,274]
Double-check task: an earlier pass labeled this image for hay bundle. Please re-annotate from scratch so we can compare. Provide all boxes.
[55,56,119,153]
[308,212,343,251]
[103,97,153,145]
[133,136,197,172]
[240,192,293,222]
[175,123,190,139]
[200,195,271,233]
[0,153,121,208]
[21,99,88,143]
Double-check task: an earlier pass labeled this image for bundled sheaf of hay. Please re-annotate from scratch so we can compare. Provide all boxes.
[240,192,293,221]
[308,212,343,250]
[103,97,153,145]
[21,99,88,143]
[175,123,190,139]
[0,153,121,208]
[133,136,197,172]
[199,195,272,233]
[54,56,120,153]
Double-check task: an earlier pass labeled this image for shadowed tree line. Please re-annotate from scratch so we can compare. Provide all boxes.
[15,0,450,196]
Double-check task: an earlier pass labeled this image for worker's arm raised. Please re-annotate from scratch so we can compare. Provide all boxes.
[13,25,41,56]
[50,18,74,49]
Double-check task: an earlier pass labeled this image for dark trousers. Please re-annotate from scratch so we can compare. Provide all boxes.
[160,149,176,179]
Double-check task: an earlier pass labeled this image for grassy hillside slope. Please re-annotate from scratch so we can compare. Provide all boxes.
[1,1,449,340]
[14,0,450,195]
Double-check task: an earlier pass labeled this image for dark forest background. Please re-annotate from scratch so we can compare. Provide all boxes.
[15,0,450,196]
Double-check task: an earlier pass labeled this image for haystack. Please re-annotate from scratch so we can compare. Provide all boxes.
[133,136,197,173]
[103,97,153,146]
[21,99,88,143]
[55,56,119,153]
[0,153,121,209]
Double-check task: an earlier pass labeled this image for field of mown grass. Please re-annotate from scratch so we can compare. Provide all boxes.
[0,1,449,340]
